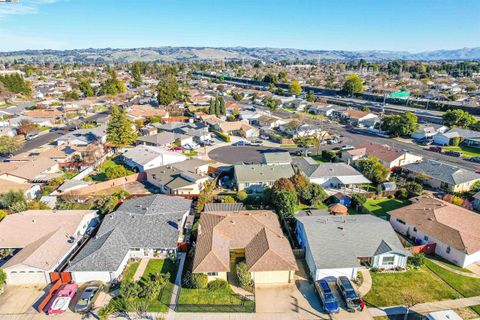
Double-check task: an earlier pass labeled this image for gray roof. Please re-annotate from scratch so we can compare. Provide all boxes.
[292,157,318,177]
[136,132,190,146]
[442,128,480,142]
[262,152,292,165]
[122,145,185,166]
[171,158,210,173]
[204,203,245,213]
[404,159,480,186]
[234,164,294,183]
[297,215,409,269]
[147,165,203,190]
[293,158,368,180]
[67,195,191,272]
[473,191,480,200]
[57,125,107,144]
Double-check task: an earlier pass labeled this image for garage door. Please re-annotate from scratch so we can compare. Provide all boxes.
[8,271,48,285]
[253,271,291,284]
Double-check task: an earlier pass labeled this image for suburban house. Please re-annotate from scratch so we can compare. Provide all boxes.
[390,196,480,267]
[308,104,346,117]
[433,128,480,148]
[0,157,60,183]
[122,145,187,172]
[215,121,259,139]
[342,142,423,169]
[297,215,409,280]
[0,179,40,200]
[55,125,107,147]
[0,210,98,285]
[126,104,169,121]
[403,160,480,192]
[67,195,192,283]
[146,160,211,195]
[136,132,193,148]
[340,109,380,127]
[192,210,298,284]
[411,124,448,141]
[234,163,294,192]
[293,157,370,190]
[256,115,286,129]
[279,122,328,139]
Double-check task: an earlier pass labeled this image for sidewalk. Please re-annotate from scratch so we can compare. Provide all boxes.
[132,257,149,281]
[369,295,480,317]
[166,252,187,320]
[429,259,480,278]
[357,269,372,296]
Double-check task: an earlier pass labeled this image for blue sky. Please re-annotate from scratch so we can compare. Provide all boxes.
[0,0,479,52]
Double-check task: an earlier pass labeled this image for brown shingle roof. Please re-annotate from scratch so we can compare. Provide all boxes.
[390,196,480,254]
[193,210,297,273]
[351,142,404,163]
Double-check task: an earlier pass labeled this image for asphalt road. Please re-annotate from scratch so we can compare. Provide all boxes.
[9,111,109,156]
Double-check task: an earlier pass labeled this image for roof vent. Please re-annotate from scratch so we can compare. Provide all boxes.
[337,226,344,230]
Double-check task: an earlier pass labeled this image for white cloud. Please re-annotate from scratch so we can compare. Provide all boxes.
[0,0,61,19]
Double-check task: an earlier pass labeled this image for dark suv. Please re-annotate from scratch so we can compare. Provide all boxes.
[336,276,362,312]
[314,280,340,314]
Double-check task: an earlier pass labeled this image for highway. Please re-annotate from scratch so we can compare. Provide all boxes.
[257,105,480,172]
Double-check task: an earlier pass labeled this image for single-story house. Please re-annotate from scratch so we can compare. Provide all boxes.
[340,109,380,128]
[297,214,409,281]
[390,196,480,267]
[292,157,370,190]
[411,124,448,141]
[433,128,480,148]
[0,210,98,285]
[146,164,210,195]
[403,160,480,193]
[262,151,292,165]
[234,163,294,192]
[136,132,193,148]
[192,210,298,284]
[55,125,108,147]
[67,195,192,283]
[0,157,60,183]
[342,142,423,169]
[0,178,40,200]
[122,145,187,172]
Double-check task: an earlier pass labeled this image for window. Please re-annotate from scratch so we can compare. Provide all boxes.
[207,272,218,276]
[424,235,429,241]
[446,246,451,254]
[382,256,395,266]
[413,227,417,232]
[396,218,406,225]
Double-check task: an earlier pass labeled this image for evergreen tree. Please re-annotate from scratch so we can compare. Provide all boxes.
[219,96,226,115]
[208,98,215,115]
[79,80,95,97]
[106,106,137,147]
[215,97,221,116]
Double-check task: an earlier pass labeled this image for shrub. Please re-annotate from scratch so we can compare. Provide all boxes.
[351,193,367,209]
[321,150,336,162]
[237,190,248,202]
[236,262,253,289]
[191,273,208,289]
[450,136,461,146]
[213,130,230,142]
[223,196,236,203]
[406,182,423,197]
[395,188,409,200]
[105,165,127,180]
[0,268,6,286]
[408,253,425,268]
[0,210,7,221]
[207,279,229,291]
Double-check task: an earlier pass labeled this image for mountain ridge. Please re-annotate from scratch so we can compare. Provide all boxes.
[0,46,479,63]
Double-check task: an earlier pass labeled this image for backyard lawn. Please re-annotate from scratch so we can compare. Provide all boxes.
[363,267,460,307]
[90,157,134,182]
[122,260,140,282]
[363,198,410,218]
[425,259,480,297]
[443,145,480,158]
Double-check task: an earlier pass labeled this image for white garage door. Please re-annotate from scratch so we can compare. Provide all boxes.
[253,271,291,284]
[8,271,48,285]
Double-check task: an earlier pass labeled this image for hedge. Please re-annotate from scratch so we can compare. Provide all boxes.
[213,130,231,142]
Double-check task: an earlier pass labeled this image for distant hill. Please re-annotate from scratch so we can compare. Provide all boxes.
[0,46,479,63]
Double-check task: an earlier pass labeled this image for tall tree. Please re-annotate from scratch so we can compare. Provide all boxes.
[219,96,226,115]
[0,135,24,155]
[358,156,389,184]
[79,80,95,97]
[381,112,419,137]
[157,76,179,106]
[442,109,478,128]
[106,106,137,147]
[306,90,316,102]
[208,98,215,115]
[342,74,364,96]
[289,80,302,96]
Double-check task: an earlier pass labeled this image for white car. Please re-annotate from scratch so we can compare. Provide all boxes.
[340,145,355,151]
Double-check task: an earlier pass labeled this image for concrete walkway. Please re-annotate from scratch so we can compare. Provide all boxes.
[166,252,187,320]
[132,258,149,281]
[467,263,480,277]
[357,269,372,296]
[429,259,480,278]
[369,295,480,317]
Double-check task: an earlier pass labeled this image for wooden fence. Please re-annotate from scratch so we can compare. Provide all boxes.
[61,172,146,196]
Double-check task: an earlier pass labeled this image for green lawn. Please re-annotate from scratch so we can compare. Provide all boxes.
[178,288,255,312]
[425,259,480,297]
[279,144,297,148]
[427,256,472,273]
[443,145,480,158]
[122,261,140,282]
[183,151,198,157]
[310,155,328,163]
[364,267,460,307]
[91,158,134,182]
[141,259,178,312]
[363,198,410,218]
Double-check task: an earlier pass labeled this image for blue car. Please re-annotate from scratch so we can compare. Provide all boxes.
[314,280,340,314]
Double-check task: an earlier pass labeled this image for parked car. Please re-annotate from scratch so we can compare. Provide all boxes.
[184,143,199,150]
[340,145,355,151]
[247,140,263,146]
[416,139,432,146]
[428,146,442,153]
[26,133,39,140]
[444,150,462,157]
[336,276,362,312]
[74,285,102,313]
[469,157,480,163]
[314,280,340,314]
[233,140,247,146]
[260,135,270,140]
[45,284,79,315]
